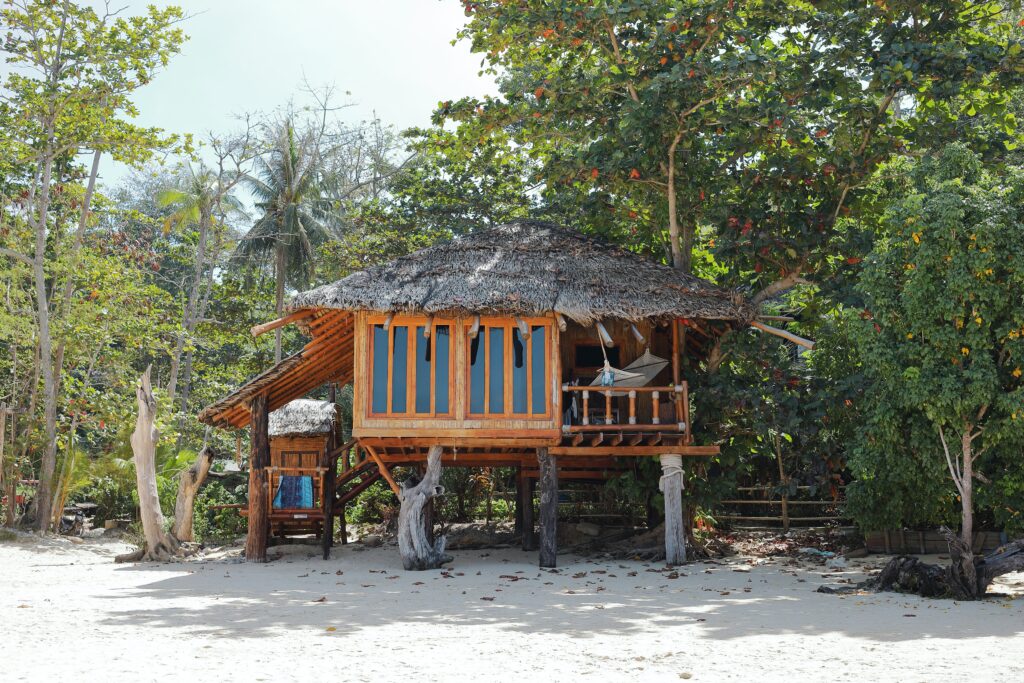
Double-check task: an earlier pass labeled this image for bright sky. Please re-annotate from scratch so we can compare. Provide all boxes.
[104,0,496,186]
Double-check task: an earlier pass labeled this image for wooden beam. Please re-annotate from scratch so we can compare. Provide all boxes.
[630,323,646,345]
[515,317,531,340]
[553,312,567,332]
[750,320,815,350]
[366,447,401,496]
[468,315,481,339]
[250,310,315,337]
[383,312,395,331]
[595,321,614,347]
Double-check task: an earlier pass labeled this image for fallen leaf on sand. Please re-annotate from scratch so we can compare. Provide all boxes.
[325,626,336,632]
[311,596,327,603]
[481,596,495,601]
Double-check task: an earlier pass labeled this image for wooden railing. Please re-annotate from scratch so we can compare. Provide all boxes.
[561,381,690,442]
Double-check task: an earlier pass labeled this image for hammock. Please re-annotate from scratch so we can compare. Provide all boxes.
[589,348,670,396]
[272,475,314,509]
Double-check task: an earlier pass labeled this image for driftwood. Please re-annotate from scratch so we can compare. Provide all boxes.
[171,445,214,542]
[397,445,451,570]
[116,368,182,563]
[825,528,1024,600]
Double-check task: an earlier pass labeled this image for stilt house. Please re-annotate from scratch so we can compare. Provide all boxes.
[199,221,752,564]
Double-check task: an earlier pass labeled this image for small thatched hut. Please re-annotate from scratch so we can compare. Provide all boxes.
[244,399,339,539]
[200,221,761,566]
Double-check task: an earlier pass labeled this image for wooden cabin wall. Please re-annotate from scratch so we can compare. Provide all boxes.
[270,435,328,469]
[352,311,562,441]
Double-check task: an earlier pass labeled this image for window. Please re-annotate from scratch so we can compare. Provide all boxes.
[369,319,452,416]
[469,319,550,417]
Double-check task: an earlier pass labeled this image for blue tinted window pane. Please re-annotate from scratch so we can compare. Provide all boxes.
[489,326,505,413]
[470,330,486,413]
[531,326,546,414]
[512,328,528,414]
[415,326,431,413]
[371,324,388,413]
[434,326,450,413]
[391,326,408,413]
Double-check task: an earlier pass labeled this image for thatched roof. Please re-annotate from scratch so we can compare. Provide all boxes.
[291,221,750,325]
[268,399,335,437]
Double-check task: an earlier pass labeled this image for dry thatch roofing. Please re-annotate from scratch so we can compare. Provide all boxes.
[268,399,335,437]
[291,221,750,325]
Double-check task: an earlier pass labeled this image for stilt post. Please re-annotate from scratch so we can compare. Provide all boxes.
[521,475,536,551]
[322,384,338,560]
[660,453,686,565]
[537,447,558,568]
[245,394,270,563]
[513,467,524,537]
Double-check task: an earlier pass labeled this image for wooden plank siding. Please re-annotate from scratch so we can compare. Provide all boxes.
[353,312,562,441]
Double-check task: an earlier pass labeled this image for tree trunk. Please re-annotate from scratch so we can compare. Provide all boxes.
[115,368,180,562]
[397,445,450,570]
[537,448,558,568]
[167,206,211,402]
[274,241,286,363]
[31,150,59,533]
[245,394,270,562]
[171,446,214,542]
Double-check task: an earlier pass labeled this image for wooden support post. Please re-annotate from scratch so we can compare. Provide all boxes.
[245,394,270,563]
[660,453,686,565]
[537,447,558,568]
[521,476,536,551]
[513,467,524,536]
[322,384,337,560]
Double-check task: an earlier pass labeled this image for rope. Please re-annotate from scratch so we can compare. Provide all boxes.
[659,453,685,492]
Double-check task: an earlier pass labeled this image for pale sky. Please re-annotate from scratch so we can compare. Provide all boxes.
[104,0,496,186]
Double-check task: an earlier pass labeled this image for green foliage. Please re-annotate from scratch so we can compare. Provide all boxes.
[193,480,248,543]
[346,479,399,525]
[848,144,1024,534]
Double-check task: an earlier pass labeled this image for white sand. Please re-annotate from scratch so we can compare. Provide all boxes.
[1,535,1022,682]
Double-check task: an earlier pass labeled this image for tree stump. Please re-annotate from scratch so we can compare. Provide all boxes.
[171,446,214,543]
[115,368,181,563]
[397,445,451,570]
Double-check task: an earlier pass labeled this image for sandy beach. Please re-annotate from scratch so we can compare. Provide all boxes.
[1,535,1022,682]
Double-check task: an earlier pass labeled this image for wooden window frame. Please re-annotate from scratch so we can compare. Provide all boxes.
[366,315,455,419]
[465,317,553,420]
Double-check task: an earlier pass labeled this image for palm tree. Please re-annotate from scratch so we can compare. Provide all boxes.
[157,163,244,402]
[235,119,337,361]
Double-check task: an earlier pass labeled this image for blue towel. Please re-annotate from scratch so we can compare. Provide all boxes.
[273,475,314,509]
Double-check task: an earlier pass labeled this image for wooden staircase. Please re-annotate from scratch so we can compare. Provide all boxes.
[328,440,388,543]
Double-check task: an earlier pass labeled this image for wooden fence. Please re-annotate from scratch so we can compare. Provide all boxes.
[714,484,849,529]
